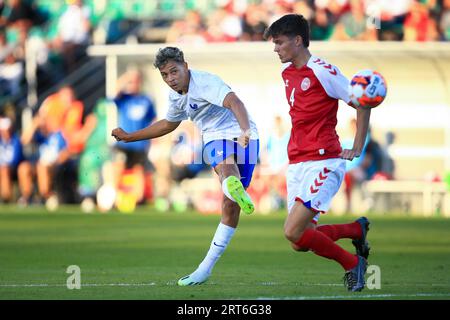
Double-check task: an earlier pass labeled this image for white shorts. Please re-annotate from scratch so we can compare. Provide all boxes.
[286,158,346,223]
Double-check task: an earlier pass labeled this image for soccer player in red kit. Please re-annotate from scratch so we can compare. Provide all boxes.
[264,14,371,292]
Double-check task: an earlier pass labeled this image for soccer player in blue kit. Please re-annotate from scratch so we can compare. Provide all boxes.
[112,47,259,286]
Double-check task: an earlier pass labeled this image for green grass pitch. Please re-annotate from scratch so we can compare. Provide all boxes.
[0,205,449,300]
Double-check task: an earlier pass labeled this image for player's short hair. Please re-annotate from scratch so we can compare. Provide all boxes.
[264,14,310,48]
[153,47,185,69]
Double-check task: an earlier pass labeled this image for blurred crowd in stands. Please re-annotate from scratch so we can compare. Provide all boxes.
[0,0,447,212]
[165,0,450,44]
[1,0,449,106]
[1,0,449,108]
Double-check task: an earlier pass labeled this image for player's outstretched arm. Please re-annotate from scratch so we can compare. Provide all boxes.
[223,92,251,147]
[340,107,371,160]
[111,119,181,143]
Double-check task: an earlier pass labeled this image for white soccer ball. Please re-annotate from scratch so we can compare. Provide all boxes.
[349,70,387,109]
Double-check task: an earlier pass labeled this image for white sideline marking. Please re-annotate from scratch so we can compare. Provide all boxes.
[254,282,450,287]
[0,283,156,288]
[1,282,449,292]
[255,293,450,300]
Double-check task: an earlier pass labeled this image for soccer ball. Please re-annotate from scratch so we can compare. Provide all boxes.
[349,70,387,109]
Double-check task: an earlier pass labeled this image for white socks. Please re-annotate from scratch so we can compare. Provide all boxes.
[222,176,236,202]
[193,222,236,278]
[186,179,240,282]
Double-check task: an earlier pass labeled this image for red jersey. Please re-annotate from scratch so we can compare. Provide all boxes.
[281,56,351,164]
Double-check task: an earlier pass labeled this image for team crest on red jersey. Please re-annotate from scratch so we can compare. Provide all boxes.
[301,77,310,91]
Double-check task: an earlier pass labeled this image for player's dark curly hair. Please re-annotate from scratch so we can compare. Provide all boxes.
[153,47,185,69]
[264,14,310,48]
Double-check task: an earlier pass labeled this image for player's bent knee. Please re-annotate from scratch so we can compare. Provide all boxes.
[284,227,302,243]
[290,242,309,252]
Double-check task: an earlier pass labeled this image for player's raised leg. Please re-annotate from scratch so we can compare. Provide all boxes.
[316,217,371,259]
[208,139,255,215]
[285,202,367,292]
[222,175,254,215]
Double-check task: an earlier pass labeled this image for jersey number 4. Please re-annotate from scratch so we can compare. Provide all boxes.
[289,87,296,107]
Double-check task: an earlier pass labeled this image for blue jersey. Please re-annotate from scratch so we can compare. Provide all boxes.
[0,133,23,167]
[114,93,156,151]
[35,131,67,165]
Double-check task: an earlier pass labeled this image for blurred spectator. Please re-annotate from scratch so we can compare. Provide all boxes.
[37,85,84,155]
[168,129,209,212]
[310,8,335,40]
[404,0,432,41]
[53,0,92,73]
[373,130,395,180]
[166,9,207,44]
[259,115,289,211]
[240,4,268,41]
[112,68,157,205]
[219,4,243,40]
[19,111,70,208]
[0,0,4,21]
[315,0,349,21]
[0,115,23,203]
[26,85,85,204]
[2,0,39,34]
[267,0,292,25]
[0,27,8,54]
[363,132,383,181]
[343,122,385,212]
[377,0,412,40]
[77,98,112,212]
[341,118,370,212]
[333,0,377,40]
[0,48,23,96]
[170,131,207,184]
[204,6,241,42]
[440,0,450,40]
[31,32,65,97]
[292,1,314,22]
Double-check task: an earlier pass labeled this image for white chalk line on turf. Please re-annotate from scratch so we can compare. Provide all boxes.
[255,293,450,300]
[0,283,156,288]
[0,282,449,289]
[258,282,450,288]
